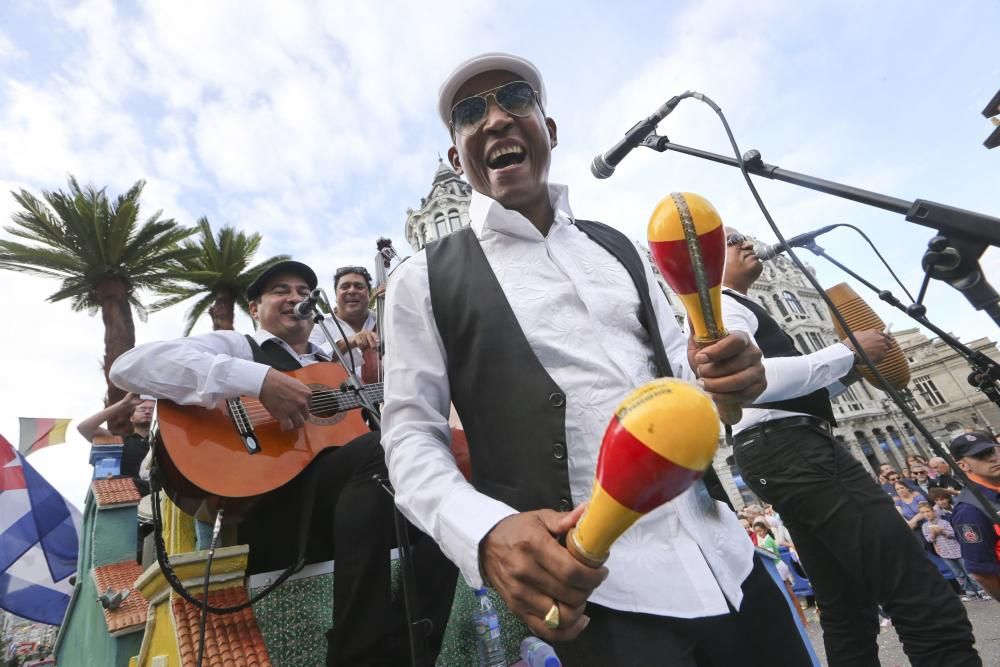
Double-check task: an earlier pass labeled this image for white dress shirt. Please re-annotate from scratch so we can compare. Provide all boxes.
[721,292,855,435]
[309,310,376,376]
[110,328,329,406]
[382,185,754,619]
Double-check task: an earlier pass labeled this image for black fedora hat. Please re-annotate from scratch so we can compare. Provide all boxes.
[246,260,318,301]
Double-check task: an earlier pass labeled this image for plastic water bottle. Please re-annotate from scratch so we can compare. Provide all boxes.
[472,588,508,667]
[520,636,561,667]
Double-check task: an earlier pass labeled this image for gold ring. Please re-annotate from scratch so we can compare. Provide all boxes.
[543,602,560,629]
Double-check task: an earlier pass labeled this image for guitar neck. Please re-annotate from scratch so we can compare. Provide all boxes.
[315,383,384,412]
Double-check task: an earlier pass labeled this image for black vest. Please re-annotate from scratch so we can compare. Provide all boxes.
[245,335,314,371]
[723,290,837,425]
[427,221,731,513]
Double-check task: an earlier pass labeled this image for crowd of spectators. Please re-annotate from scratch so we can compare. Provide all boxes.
[736,445,996,615]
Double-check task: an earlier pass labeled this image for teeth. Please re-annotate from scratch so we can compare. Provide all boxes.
[488,145,524,164]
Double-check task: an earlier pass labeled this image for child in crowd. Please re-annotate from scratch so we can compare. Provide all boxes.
[919,502,989,601]
[928,487,955,520]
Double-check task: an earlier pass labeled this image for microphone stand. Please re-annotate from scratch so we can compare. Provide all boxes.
[798,239,1000,416]
[637,134,1000,328]
[309,293,431,666]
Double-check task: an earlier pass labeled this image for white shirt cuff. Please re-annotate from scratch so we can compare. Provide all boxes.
[227,358,272,398]
[437,486,518,589]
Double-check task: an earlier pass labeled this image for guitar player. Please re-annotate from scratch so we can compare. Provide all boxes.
[110,260,450,666]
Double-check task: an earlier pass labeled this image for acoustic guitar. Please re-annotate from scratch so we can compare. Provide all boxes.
[153,362,381,518]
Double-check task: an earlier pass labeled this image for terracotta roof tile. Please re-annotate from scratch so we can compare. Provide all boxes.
[172,587,271,667]
[92,477,142,508]
[92,560,149,634]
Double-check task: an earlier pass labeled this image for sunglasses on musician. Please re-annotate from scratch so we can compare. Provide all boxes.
[450,80,540,137]
[726,233,748,247]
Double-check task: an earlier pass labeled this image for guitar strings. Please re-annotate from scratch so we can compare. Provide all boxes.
[233,389,385,425]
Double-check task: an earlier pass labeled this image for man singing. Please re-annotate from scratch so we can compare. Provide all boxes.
[111,260,421,666]
[382,53,813,665]
[721,230,979,666]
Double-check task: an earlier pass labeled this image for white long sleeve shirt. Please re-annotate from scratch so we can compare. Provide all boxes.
[309,310,376,377]
[382,185,753,619]
[721,292,855,435]
[110,328,329,406]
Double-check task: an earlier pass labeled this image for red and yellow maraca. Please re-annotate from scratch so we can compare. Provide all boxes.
[567,378,719,568]
[647,192,742,425]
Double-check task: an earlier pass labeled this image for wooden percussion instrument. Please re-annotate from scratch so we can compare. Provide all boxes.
[825,282,911,390]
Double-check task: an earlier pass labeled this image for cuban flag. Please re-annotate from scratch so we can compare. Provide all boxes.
[0,433,81,625]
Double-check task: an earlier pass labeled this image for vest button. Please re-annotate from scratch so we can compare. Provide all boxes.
[558,498,572,512]
[552,442,566,460]
[549,392,566,408]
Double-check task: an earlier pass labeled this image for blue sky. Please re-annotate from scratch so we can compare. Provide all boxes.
[1,0,998,505]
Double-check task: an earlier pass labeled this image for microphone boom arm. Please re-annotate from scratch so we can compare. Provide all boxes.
[638,133,1000,325]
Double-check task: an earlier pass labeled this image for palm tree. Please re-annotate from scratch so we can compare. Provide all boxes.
[152,217,290,334]
[0,176,195,433]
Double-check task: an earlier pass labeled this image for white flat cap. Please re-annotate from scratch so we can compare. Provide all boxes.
[437,52,547,128]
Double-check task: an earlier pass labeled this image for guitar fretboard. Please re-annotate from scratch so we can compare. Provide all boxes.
[311,383,384,413]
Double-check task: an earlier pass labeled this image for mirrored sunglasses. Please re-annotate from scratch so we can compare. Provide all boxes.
[726,232,748,247]
[450,80,538,136]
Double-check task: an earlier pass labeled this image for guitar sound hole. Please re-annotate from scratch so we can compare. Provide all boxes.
[307,384,345,425]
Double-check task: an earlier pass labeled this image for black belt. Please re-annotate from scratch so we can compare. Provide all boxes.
[734,415,831,446]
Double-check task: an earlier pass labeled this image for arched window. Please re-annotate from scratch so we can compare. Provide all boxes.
[783,290,806,315]
[435,213,447,238]
[794,334,811,353]
[772,294,789,317]
[448,209,462,232]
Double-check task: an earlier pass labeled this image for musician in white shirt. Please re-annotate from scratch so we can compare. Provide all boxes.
[308,266,379,374]
[721,230,980,666]
[111,260,448,667]
[381,53,813,666]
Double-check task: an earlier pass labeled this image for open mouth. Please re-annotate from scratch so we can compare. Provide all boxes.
[487,145,526,170]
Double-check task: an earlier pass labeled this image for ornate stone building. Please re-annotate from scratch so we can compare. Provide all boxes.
[405,159,472,252]
[404,161,1000,507]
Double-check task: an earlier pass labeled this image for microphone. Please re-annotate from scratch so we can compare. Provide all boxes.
[754,225,840,261]
[293,289,322,320]
[591,94,689,179]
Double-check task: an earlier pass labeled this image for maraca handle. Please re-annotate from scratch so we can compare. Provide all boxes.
[566,527,607,569]
[716,401,743,426]
[695,336,743,426]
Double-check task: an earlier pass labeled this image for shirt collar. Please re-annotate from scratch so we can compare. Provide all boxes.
[253,328,330,360]
[468,183,575,242]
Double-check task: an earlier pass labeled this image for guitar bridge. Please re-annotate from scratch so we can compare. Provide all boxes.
[227,399,261,454]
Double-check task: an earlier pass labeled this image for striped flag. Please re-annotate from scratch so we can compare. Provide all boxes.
[17,418,72,456]
[0,433,81,625]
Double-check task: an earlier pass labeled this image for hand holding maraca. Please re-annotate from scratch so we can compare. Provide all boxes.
[688,329,766,407]
[479,506,607,641]
[648,192,767,424]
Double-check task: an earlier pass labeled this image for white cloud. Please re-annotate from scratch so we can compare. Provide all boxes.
[1,0,998,505]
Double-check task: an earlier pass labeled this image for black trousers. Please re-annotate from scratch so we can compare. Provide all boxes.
[552,555,813,666]
[237,431,456,667]
[734,423,979,667]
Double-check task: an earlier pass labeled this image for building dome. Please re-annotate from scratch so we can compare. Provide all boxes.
[404,158,473,251]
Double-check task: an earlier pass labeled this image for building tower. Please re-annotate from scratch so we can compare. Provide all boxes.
[404,158,473,252]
